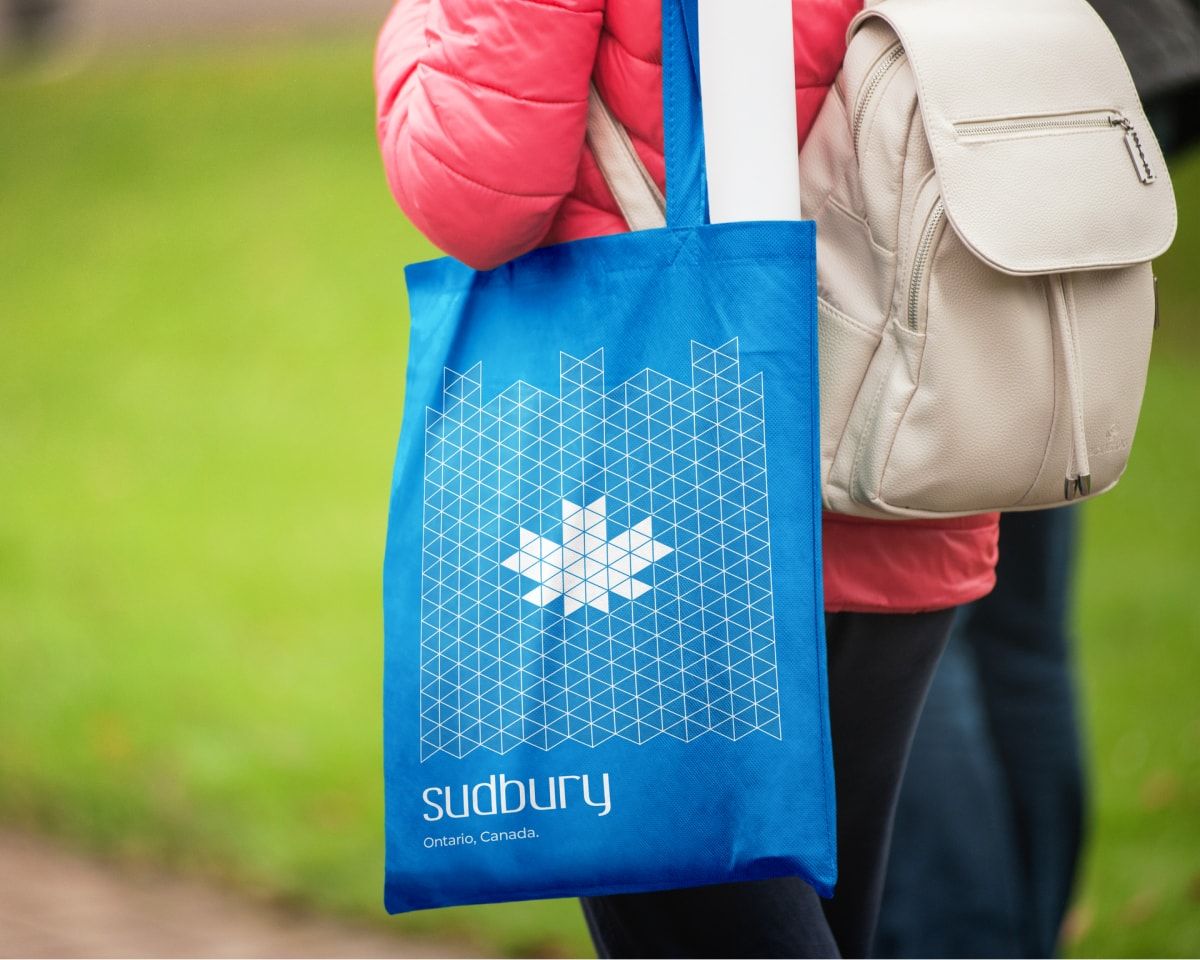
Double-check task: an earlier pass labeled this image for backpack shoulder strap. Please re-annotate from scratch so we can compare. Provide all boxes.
[586,84,668,232]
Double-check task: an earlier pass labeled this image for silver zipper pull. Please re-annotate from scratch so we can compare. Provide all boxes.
[1111,116,1156,184]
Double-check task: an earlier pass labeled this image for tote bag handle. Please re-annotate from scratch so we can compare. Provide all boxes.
[587,0,801,230]
[584,0,706,231]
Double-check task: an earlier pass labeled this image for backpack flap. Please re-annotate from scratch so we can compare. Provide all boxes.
[852,0,1178,276]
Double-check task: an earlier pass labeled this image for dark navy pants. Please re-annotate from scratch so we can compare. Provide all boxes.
[582,608,956,959]
[877,508,1086,959]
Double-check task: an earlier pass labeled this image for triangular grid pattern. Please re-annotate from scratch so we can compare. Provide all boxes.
[419,340,782,760]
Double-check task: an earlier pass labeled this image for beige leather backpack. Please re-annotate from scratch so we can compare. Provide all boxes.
[588,0,1178,520]
[800,0,1177,518]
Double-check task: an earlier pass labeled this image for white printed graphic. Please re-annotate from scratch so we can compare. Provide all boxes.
[420,341,782,760]
[502,498,673,614]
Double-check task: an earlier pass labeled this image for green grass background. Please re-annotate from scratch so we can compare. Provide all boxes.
[0,32,1196,958]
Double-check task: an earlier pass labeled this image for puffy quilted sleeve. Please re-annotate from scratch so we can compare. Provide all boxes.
[375,0,605,270]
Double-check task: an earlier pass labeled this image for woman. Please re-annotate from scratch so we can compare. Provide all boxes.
[374,1,999,954]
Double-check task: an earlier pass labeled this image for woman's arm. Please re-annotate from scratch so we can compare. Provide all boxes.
[375,0,605,270]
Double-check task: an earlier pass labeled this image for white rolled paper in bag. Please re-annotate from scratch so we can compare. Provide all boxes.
[697,0,802,223]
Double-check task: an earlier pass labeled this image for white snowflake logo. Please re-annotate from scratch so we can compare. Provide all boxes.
[502,497,673,615]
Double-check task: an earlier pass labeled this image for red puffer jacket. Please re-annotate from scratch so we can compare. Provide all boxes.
[375,0,999,613]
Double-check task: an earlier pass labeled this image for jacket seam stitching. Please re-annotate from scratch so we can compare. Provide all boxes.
[509,0,601,13]
[417,61,586,106]
[410,136,563,199]
[600,24,659,65]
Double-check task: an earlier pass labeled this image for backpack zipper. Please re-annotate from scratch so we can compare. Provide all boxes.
[1111,115,1157,184]
[852,43,906,155]
[908,200,945,331]
[955,111,1156,183]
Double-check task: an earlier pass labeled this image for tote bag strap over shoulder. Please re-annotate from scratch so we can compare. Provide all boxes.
[586,0,708,231]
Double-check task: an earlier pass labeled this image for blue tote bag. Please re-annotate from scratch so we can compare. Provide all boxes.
[383,0,835,913]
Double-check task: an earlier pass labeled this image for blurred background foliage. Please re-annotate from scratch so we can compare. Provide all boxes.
[0,21,1197,960]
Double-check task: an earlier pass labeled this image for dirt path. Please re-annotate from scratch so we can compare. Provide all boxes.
[0,831,480,959]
